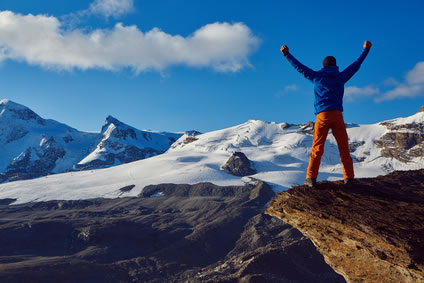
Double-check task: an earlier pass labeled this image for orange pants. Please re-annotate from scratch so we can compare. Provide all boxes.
[306,110,354,179]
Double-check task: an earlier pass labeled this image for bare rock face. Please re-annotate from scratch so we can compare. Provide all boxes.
[222,152,256,177]
[6,137,66,181]
[375,120,424,162]
[298,121,315,134]
[418,105,424,113]
[266,169,424,283]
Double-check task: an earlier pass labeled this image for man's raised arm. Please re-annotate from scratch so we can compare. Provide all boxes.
[341,41,372,83]
[281,45,318,82]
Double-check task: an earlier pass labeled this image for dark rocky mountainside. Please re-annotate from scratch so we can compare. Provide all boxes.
[266,169,424,283]
[0,181,343,283]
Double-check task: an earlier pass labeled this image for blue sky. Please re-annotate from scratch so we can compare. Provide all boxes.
[0,0,423,133]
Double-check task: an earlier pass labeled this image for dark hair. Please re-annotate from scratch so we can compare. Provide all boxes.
[323,56,337,68]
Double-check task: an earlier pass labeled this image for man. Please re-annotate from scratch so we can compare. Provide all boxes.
[280,41,372,187]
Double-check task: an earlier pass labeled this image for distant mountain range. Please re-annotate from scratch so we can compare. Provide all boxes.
[0,100,423,204]
[0,99,182,183]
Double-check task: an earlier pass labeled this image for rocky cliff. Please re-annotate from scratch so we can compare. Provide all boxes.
[266,169,424,282]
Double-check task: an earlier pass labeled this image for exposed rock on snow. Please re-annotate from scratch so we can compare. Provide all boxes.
[222,152,256,177]
[170,130,201,148]
[298,121,315,134]
[0,181,344,282]
[418,105,424,113]
[6,137,66,182]
[266,169,424,283]
[375,111,424,162]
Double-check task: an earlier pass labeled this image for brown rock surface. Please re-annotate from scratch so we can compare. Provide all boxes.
[375,117,424,162]
[266,169,424,283]
[419,105,424,113]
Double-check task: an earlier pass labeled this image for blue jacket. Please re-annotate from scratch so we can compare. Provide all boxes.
[284,48,369,114]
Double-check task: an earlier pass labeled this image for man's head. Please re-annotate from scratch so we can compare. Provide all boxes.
[323,56,337,68]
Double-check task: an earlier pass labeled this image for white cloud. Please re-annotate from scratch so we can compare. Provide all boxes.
[344,85,379,102]
[89,0,134,18]
[406,62,424,84]
[383,77,400,86]
[375,84,424,102]
[275,84,299,97]
[284,84,298,91]
[376,61,424,102]
[0,11,260,73]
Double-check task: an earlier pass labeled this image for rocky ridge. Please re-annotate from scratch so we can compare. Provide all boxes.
[266,169,424,282]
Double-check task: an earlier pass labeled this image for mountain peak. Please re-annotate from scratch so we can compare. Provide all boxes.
[418,105,424,113]
[0,99,44,124]
[0,99,10,105]
[1,99,27,110]
[104,115,124,125]
[102,115,126,131]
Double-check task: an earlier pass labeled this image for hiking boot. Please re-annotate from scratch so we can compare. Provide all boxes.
[304,178,317,188]
[344,178,355,186]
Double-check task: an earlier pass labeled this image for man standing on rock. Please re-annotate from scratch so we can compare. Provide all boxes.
[280,41,372,187]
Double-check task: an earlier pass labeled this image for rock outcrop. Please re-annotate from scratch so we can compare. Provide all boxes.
[375,121,424,162]
[374,108,424,163]
[0,181,343,282]
[266,169,424,283]
[222,151,256,176]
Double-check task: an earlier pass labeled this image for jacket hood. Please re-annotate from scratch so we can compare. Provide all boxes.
[320,65,339,73]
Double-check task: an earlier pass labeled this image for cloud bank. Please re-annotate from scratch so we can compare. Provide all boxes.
[376,61,424,102]
[344,85,379,102]
[0,11,260,73]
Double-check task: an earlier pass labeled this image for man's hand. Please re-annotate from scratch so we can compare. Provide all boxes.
[280,45,289,55]
[364,41,372,49]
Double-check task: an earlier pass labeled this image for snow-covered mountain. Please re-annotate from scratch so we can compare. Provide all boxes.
[0,99,182,183]
[75,115,181,170]
[1,105,423,204]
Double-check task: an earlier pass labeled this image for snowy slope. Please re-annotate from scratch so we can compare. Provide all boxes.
[1,109,424,204]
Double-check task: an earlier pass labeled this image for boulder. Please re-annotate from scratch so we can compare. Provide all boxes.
[222,152,256,177]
